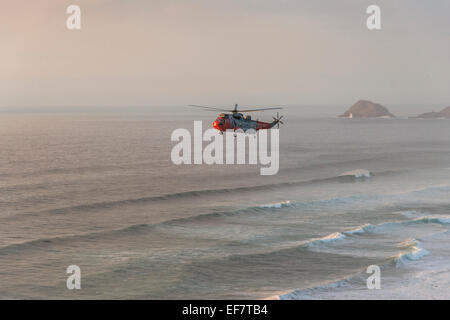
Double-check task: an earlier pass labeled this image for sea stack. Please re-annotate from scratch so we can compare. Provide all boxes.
[415,106,450,119]
[340,100,395,118]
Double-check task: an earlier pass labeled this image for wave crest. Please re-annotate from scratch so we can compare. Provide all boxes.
[393,239,429,267]
[339,169,371,179]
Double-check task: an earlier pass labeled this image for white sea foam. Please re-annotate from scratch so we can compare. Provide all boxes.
[394,239,430,267]
[280,237,439,300]
[301,215,450,253]
[342,216,450,237]
[339,169,371,178]
[397,210,426,218]
[344,224,373,235]
[412,217,450,225]
[259,200,293,209]
[305,232,347,247]
[255,183,450,213]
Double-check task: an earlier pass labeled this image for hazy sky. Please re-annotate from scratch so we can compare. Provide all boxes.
[2,0,450,109]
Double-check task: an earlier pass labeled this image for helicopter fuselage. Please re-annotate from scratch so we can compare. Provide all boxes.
[212,113,276,132]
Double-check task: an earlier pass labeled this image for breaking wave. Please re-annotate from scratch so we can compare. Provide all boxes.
[279,238,432,300]
[339,169,371,179]
[10,170,396,217]
[397,210,426,218]
[303,216,450,250]
[259,201,293,209]
[394,239,429,267]
[2,200,450,256]
[342,217,450,235]
[305,232,347,247]
[279,277,356,300]
[2,180,449,257]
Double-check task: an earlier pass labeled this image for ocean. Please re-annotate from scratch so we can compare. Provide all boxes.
[0,106,449,299]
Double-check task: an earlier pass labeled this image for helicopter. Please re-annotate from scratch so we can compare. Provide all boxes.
[189,104,284,134]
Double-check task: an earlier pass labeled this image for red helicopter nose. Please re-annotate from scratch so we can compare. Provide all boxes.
[213,121,221,130]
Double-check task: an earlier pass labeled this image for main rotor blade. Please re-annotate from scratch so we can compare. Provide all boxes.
[237,107,283,112]
[188,105,232,112]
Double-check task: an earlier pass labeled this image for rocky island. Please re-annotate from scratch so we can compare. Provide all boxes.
[339,100,395,118]
[414,106,450,119]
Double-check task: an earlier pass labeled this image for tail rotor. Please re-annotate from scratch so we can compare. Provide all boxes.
[272,112,284,129]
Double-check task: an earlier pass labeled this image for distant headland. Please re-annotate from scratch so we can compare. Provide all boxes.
[339,100,395,118]
[413,106,450,119]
